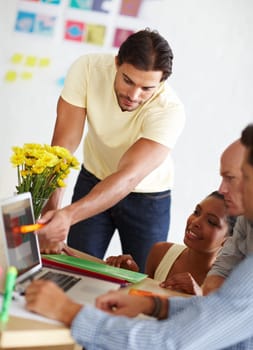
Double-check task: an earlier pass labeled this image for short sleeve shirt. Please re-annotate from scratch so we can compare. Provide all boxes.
[61,54,185,192]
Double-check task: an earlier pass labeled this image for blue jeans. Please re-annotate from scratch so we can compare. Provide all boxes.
[67,166,171,272]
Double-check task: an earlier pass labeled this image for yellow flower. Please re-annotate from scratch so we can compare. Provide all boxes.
[11,143,80,220]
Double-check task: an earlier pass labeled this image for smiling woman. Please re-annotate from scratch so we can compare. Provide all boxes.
[106,191,236,295]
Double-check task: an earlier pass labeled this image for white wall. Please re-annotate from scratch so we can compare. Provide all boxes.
[0,0,252,257]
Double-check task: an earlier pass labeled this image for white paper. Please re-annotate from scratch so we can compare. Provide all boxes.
[0,293,62,325]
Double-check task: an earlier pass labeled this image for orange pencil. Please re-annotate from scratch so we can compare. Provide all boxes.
[128,288,167,298]
[12,223,45,234]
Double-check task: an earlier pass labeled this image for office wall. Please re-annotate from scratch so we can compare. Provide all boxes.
[1,0,252,257]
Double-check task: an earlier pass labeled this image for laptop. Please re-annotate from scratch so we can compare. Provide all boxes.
[0,192,120,305]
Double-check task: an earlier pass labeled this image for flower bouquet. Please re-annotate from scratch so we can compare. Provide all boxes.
[10,143,80,220]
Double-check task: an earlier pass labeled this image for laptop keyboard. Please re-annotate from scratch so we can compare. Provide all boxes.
[39,271,81,292]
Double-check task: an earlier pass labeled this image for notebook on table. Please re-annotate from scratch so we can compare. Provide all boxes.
[42,254,147,284]
[0,192,119,305]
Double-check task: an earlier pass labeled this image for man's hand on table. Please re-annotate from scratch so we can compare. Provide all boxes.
[96,290,169,319]
[39,235,65,254]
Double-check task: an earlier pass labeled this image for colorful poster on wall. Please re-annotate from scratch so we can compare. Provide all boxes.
[34,14,56,35]
[119,0,143,17]
[64,20,86,41]
[15,10,56,36]
[69,0,93,10]
[41,0,61,4]
[21,0,61,3]
[86,23,106,45]
[69,0,112,14]
[112,28,133,48]
[92,0,112,13]
[15,11,36,33]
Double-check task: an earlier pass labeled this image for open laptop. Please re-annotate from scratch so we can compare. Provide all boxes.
[0,192,119,305]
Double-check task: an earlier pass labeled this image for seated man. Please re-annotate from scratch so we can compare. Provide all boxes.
[25,124,253,350]
[202,138,253,294]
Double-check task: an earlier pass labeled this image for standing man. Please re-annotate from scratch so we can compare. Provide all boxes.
[39,28,185,272]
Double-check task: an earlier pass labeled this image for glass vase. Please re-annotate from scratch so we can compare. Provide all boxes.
[32,196,48,221]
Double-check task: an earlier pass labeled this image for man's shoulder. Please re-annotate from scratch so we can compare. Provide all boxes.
[230,216,253,253]
[234,216,253,232]
[152,83,184,111]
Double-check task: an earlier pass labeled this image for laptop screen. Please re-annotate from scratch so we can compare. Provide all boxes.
[0,193,42,281]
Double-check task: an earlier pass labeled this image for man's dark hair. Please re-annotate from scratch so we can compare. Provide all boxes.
[241,124,253,166]
[117,28,173,82]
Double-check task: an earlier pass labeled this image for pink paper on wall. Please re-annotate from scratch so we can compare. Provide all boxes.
[119,0,143,17]
[112,28,134,48]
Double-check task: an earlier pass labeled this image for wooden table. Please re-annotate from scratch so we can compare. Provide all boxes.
[0,316,81,350]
